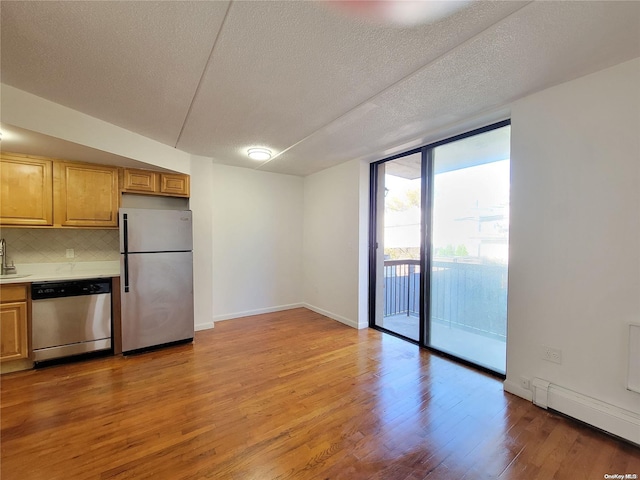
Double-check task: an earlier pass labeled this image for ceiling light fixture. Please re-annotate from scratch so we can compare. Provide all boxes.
[247,148,272,161]
[327,0,473,26]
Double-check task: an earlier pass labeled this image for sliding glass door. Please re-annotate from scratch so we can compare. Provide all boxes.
[428,126,510,373]
[372,152,422,341]
[370,121,510,374]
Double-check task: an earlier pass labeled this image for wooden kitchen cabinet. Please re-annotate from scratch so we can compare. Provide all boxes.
[55,162,119,227]
[0,285,29,363]
[121,168,190,197]
[1,153,189,230]
[159,173,189,196]
[121,168,158,193]
[0,153,53,226]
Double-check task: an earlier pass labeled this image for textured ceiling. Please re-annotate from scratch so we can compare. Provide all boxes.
[1,1,639,176]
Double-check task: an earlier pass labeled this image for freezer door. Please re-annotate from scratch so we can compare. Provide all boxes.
[120,251,194,353]
[120,208,192,253]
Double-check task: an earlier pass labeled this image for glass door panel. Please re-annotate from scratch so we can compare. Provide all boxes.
[428,125,510,373]
[373,152,422,341]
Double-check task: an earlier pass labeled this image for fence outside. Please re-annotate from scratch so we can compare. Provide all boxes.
[383,259,507,340]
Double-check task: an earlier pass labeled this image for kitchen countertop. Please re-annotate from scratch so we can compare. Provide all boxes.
[0,261,120,284]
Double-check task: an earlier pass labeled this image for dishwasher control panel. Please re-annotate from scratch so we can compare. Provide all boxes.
[32,279,111,299]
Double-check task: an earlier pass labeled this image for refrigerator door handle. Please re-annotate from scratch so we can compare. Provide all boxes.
[123,214,130,293]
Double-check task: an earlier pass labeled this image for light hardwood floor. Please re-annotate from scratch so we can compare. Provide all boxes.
[1,308,638,479]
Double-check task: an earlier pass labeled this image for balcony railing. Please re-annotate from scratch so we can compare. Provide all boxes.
[383,259,507,340]
[383,260,421,317]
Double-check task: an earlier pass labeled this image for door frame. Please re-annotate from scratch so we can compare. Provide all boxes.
[368,119,511,377]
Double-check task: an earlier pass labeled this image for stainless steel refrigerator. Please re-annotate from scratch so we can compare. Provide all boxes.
[119,208,194,354]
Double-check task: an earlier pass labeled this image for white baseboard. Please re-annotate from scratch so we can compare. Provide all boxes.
[195,321,214,331]
[503,379,533,402]
[211,303,363,330]
[303,303,359,329]
[531,378,640,445]
[213,303,304,323]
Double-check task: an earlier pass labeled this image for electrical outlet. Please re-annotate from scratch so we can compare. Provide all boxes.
[520,376,531,390]
[542,345,562,364]
[66,248,75,259]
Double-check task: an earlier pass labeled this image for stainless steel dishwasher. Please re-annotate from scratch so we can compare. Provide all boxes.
[31,278,112,362]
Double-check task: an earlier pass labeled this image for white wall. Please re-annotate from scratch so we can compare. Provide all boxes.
[1,84,191,173]
[211,164,304,321]
[190,155,215,330]
[303,158,369,328]
[505,58,640,438]
[1,85,308,329]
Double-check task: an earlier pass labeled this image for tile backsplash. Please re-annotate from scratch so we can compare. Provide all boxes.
[0,228,119,264]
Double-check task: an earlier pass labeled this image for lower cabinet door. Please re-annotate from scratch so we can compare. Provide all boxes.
[0,301,28,362]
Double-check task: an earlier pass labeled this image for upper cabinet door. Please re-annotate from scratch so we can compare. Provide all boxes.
[121,168,190,198]
[55,162,119,227]
[0,153,53,226]
[160,173,190,197]
[122,168,159,193]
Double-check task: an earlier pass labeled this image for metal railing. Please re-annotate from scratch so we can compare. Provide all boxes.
[383,259,420,317]
[383,259,507,340]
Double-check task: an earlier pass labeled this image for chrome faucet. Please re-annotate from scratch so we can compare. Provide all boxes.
[0,238,5,273]
[0,238,17,275]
